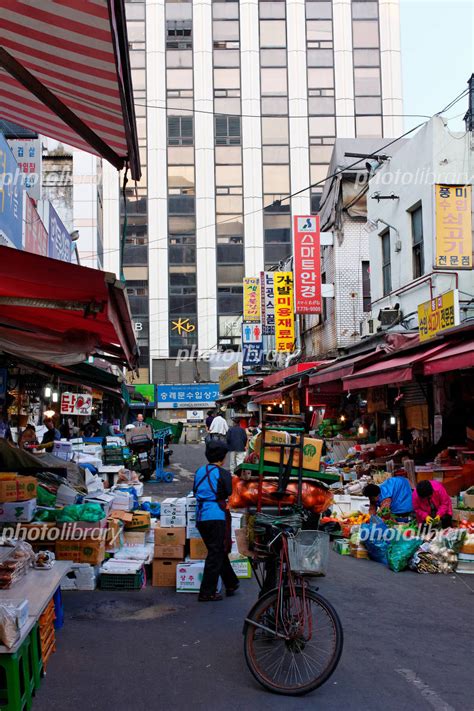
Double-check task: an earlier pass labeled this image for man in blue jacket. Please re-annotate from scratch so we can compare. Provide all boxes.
[193,441,239,602]
[363,476,413,519]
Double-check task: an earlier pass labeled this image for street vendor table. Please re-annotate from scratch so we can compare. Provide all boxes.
[0,561,71,655]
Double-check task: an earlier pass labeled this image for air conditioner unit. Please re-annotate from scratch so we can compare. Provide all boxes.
[360,317,381,338]
[378,307,400,327]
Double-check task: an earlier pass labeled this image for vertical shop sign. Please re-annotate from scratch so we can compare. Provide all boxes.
[243,277,261,322]
[260,271,275,335]
[293,215,321,313]
[0,133,24,249]
[274,272,295,352]
[435,184,472,269]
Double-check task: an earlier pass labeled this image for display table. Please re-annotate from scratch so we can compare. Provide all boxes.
[0,561,71,655]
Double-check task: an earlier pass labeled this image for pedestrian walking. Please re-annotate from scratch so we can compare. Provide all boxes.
[207,411,228,441]
[226,417,248,474]
[205,409,215,432]
[193,441,239,602]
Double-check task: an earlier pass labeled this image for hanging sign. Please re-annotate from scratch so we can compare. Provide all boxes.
[435,184,472,269]
[274,272,295,352]
[417,289,460,342]
[293,215,321,313]
[60,392,93,416]
[260,271,275,335]
[243,277,261,322]
[242,322,263,367]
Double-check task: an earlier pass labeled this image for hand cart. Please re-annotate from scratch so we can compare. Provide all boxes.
[148,428,174,484]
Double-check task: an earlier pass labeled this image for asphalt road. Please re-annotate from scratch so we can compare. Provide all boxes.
[34,445,473,711]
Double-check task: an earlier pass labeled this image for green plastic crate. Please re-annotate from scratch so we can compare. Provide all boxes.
[99,569,145,591]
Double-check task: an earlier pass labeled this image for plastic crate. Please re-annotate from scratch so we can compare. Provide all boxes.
[99,568,145,591]
[103,446,125,465]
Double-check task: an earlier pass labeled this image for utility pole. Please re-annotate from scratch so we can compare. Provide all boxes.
[464,73,474,132]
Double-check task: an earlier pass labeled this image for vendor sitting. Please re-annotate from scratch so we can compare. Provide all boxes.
[412,479,453,529]
[363,476,413,519]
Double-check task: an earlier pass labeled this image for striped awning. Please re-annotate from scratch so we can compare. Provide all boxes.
[0,0,140,179]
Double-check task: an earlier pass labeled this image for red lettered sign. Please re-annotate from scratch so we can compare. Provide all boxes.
[293,215,321,314]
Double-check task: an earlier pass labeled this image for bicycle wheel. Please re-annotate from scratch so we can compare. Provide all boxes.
[243,585,343,696]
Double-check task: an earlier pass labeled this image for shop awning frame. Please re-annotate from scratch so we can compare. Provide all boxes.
[0,0,140,179]
[342,343,448,391]
[423,340,474,375]
[250,384,296,405]
[0,246,138,370]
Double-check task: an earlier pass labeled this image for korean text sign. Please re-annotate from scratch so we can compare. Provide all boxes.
[156,384,220,409]
[260,271,275,335]
[243,277,261,322]
[418,289,460,342]
[293,215,321,313]
[274,272,295,352]
[48,201,72,262]
[0,134,24,250]
[435,184,472,269]
[24,195,48,256]
[60,392,93,416]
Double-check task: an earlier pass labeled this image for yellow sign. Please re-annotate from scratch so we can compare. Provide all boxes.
[172,317,195,335]
[243,277,261,322]
[274,271,295,352]
[418,289,460,342]
[435,184,472,269]
[219,362,242,393]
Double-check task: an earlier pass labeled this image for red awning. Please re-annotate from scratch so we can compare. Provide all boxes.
[423,340,474,375]
[342,344,448,391]
[0,246,138,369]
[0,0,140,179]
[251,384,295,404]
[308,352,379,386]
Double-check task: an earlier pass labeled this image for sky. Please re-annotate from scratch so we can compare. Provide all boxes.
[400,0,474,132]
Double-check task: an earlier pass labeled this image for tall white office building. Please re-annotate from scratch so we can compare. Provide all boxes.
[102,0,403,383]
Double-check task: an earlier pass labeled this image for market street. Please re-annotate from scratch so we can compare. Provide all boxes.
[34,445,472,711]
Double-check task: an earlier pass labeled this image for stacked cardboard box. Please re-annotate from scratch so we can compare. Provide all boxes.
[152,524,186,587]
[160,497,187,528]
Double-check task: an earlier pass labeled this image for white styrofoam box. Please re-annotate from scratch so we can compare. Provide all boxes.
[350,496,370,513]
[187,511,197,523]
[161,514,187,528]
[0,599,29,627]
[231,513,243,529]
[60,564,99,591]
[56,484,79,507]
[332,495,351,514]
[161,499,186,516]
[53,440,73,461]
[186,524,201,539]
[0,499,37,523]
[130,482,144,498]
[176,560,222,593]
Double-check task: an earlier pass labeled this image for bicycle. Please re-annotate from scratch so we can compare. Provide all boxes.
[242,513,343,696]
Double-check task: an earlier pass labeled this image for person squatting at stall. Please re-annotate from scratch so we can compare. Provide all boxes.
[363,476,413,520]
[193,441,239,602]
[412,479,453,529]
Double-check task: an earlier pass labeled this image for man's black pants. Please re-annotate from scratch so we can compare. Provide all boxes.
[197,520,239,596]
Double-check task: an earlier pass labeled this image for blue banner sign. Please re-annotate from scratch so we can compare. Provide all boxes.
[156,384,220,409]
[0,133,24,250]
[48,202,71,262]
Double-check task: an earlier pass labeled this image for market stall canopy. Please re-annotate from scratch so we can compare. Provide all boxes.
[0,246,138,370]
[423,340,474,376]
[0,0,140,179]
[342,343,448,391]
[250,384,296,405]
[308,352,382,386]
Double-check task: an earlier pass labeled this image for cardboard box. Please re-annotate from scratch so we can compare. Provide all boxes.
[161,497,187,516]
[154,524,186,546]
[189,537,207,560]
[15,522,58,543]
[333,539,351,555]
[462,493,474,508]
[123,531,146,546]
[0,477,37,503]
[106,519,123,551]
[154,544,185,560]
[109,510,134,523]
[152,559,179,587]
[230,556,251,579]
[186,524,201,539]
[124,511,151,531]
[56,539,106,565]
[0,499,36,522]
[453,508,474,523]
[161,514,186,528]
[254,431,323,472]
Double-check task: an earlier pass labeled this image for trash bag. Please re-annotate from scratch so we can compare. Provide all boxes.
[387,537,423,572]
[37,485,56,507]
[34,509,57,522]
[360,515,389,565]
[55,503,105,523]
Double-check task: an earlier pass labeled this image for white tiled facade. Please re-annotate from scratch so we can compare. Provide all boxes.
[102,0,403,376]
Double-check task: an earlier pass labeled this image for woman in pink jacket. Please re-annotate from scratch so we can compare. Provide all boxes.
[412,479,453,528]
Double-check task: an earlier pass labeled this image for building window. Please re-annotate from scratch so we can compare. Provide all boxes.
[362,261,371,312]
[381,230,391,296]
[215,115,241,145]
[166,20,192,49]
[167,116,193,146]
[411,205,424,279]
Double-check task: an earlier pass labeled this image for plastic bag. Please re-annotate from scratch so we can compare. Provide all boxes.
[360,515,389,565]
[387,537,423,572]
[37,485,56,507]
[0,606,19,648]
[56,503,105,523]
